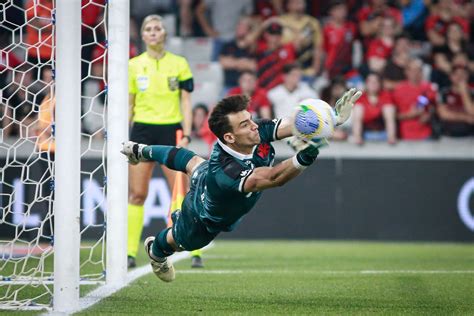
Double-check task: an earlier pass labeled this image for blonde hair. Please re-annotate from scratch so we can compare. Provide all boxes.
[140,14,165,34]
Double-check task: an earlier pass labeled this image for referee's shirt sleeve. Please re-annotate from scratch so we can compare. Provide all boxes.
[178,58,194,92]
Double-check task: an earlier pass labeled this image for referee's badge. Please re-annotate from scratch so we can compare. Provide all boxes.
[168,76,179,91]
[137,75,149,91]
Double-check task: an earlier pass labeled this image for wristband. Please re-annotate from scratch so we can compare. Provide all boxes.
[292,155,307,170]
[183,135,191,143]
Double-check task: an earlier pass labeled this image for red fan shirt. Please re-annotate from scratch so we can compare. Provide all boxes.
[366,38,393,60]
[323,21,357,78]
[0,51,21,71]
[82,0,106,28]
[392,81,437,140]
[425,15,470,38]
[440,88,472,113]
[25,0,54,59]
[255,41,296,90]
[355,91,393,124]
[227,86,271,117]
[357,6,402,26]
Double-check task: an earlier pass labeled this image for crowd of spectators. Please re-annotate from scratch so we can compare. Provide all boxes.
[1,0,109,145]
[1,0,473,150]
[186,0,474,145]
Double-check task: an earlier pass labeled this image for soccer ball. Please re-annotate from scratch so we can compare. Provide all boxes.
[293,98,336,140]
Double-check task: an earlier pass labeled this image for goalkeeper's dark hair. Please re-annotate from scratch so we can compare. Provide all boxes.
[208,94,249,143]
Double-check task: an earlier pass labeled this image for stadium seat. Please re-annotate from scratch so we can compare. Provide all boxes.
[162,14,176,37]
[182,37,213,62]
[166,37,183,56]
[192,81,220,108]
[190,62,223,88]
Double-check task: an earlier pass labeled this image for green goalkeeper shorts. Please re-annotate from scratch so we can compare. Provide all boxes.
[171,200,218,251]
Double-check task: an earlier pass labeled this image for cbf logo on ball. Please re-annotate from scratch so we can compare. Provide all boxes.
[293,99,336,140]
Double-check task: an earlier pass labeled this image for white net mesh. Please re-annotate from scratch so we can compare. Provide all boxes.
[0,0,108,309]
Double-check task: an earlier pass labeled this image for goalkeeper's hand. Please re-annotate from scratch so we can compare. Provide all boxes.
[287,136,329,152]
[120,141,147,165]
[287,136,329,167]
[334,88,362,126]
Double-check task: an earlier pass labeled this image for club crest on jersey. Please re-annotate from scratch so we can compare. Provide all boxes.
[137,75,149,91]
[257,143,270,158]
[168,76,179,91]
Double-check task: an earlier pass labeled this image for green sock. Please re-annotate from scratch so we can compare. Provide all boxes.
[152,228,175,258]
[191,249,202,257]
[142,145,196,173]
[127,204,144,258]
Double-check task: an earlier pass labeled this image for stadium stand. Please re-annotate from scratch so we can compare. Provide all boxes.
[182,37,213,62]
[1,0,473,145]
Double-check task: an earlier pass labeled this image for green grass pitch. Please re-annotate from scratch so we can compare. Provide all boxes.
[1,240,473,315]
[77,240,474,315]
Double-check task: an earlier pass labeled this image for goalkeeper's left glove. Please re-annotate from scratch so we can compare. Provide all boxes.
[334,88,362,126]
[287,137,329,167]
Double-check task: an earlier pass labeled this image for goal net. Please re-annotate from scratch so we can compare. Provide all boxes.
[0,0,126,311]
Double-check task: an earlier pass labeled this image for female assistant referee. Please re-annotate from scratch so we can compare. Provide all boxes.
[127,15,195,268]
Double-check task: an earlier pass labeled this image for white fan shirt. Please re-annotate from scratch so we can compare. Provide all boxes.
[268,83,318,119]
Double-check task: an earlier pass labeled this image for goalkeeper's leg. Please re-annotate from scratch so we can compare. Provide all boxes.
[144,226,207,282]
[145,200,217,282]
[191,249,204,268]
[169,207,204,268]
[144,228,177,282]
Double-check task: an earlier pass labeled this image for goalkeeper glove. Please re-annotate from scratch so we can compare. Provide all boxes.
[121,141,147,165]
[334,88,362,126]
[287,137,329,167]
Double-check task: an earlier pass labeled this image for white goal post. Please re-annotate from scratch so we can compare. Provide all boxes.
[106,0,129,288]
[53,0,81,311]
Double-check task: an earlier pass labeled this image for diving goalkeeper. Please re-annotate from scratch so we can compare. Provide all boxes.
[121,89,361,282]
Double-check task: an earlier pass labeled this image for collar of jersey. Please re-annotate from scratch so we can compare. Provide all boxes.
[145,51,167,62]
[217,139,255,160]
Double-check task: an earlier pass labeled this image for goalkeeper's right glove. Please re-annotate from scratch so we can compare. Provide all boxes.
[121,141,147,165]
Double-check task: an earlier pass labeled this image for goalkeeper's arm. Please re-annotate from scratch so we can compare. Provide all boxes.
[275,117,295,140]
[243,142,320,192]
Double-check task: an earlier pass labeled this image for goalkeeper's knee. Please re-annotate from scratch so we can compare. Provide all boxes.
[142,145,196,173]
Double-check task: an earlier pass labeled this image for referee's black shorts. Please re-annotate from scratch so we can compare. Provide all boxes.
[130,122,182,146]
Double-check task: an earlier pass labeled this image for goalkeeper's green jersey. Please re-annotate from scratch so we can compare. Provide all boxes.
[186,119,282,233]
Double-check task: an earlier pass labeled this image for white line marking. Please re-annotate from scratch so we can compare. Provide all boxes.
[74,252,189,313]
[360,270,474,274]
[70,241,214,314]
[177,269,474,275]
[39,252,190,315]
[13,267,467,312]
[0,280,103,285]
[39,242,214,314]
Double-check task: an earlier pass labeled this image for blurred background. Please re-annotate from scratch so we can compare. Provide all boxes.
[0,0,473,242]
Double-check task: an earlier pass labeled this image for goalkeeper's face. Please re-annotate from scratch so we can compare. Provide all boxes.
[226,110,260,148]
